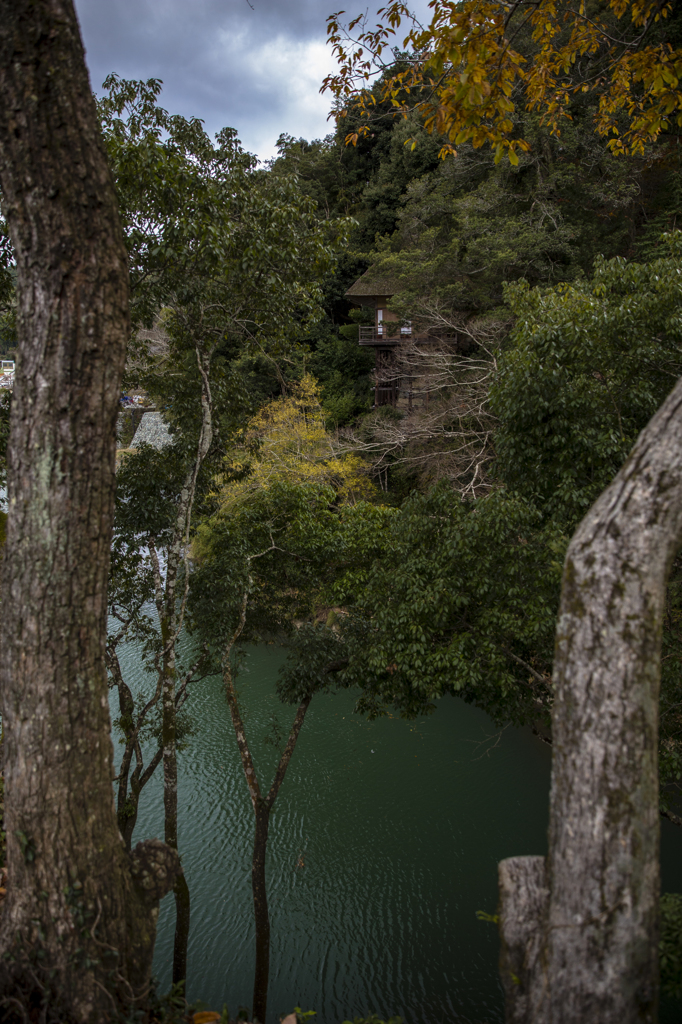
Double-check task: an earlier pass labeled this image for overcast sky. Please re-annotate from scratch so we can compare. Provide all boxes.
[73,0,344,163]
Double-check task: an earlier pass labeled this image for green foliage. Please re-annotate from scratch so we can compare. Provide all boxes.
[661,893,682,1000]
[340,1016,403,1024]
[635,168,682,262]
[211,374,376,508]
[190,479,334,655]
[105,76,353,661]
[270,98,443,248]
[327,102,677,335]
[277,622,350,705]
[324,485,565,724]
[90,76,682,1015]
[308,328,374,426]
[261,73,682,424]
[326,237,682,789]
[293,1007,316,1022]
[492,236,682,529]
[190,476,394,675]
[93,77,682,835]
[367,143,578,320]
[115,443,189,544]
[103,80,357,883]
[98,76,350,357]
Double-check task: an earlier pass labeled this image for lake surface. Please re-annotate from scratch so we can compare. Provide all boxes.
[114,642,682,1024]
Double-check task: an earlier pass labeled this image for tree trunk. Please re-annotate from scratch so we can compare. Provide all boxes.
[223,634,312,1024]
[161,640,190,988]
[159,629,191,988]
[119,744,163,853]
[499,378,682,1023]
[498,856,548,1024]
[158,352,213,988]
[0,2,180,1018]
[107,644,165,852]
[109,652,141,849]
[173,871,191,987]
[252,805,271,1024]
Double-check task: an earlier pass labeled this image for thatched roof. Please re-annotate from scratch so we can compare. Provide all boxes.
[345,272,397,304]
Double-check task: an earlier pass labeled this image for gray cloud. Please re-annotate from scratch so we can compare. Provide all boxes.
[74,0,340,160]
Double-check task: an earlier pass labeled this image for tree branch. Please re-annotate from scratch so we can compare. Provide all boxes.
[265,695,313,810]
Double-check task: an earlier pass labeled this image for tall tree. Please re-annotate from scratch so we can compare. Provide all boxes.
[189,379,380,1021]
[100,78,351,996]
[0,2,179,1020]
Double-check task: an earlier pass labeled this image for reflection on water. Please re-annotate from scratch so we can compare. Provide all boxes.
[113,642,682,1024]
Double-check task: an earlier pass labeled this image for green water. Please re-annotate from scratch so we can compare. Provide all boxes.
[115,642,682,1024]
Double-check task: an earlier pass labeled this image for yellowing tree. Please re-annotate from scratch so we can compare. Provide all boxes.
[324,0,682,162]
[217,374,375,507]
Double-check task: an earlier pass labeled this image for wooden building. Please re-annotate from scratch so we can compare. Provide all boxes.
[345,274,410,407]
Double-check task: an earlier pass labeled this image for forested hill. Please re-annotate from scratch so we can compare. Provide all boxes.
[264,74,682,432]
[241,85,682,864]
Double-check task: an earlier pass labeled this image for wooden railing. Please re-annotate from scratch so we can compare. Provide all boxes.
[358,325,410,345]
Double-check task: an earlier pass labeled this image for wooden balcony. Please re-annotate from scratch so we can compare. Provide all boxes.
[358,325,410,346]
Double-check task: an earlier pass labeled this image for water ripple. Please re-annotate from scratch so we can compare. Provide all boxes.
[112,641,682,1024]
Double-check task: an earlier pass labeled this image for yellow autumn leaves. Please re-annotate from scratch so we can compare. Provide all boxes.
[324,0,682,161]
[213,374,375,509]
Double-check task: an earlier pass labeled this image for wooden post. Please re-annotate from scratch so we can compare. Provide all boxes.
[499,377,682,1023]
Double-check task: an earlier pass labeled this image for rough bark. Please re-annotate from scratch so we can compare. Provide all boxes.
[498,857,548,1024]
[0,2,180,1018]
[500,377,682,1023]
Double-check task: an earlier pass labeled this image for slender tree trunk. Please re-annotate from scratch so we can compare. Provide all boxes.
[156,348,213,988]
[119,746,163,853]
[161,639,188,987]
[252,805,271,1024]
[109,651,142,848]
[224,636,312,1024]
[172,872,191,987]
[121,774,140,852]
[161,639,191,987]
[499,378,682,1023]
[106,644,164,851]
[0,2,180,1018]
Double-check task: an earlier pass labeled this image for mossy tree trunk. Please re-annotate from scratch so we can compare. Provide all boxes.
[0,2,180,1018]
[499,378,682,1023]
